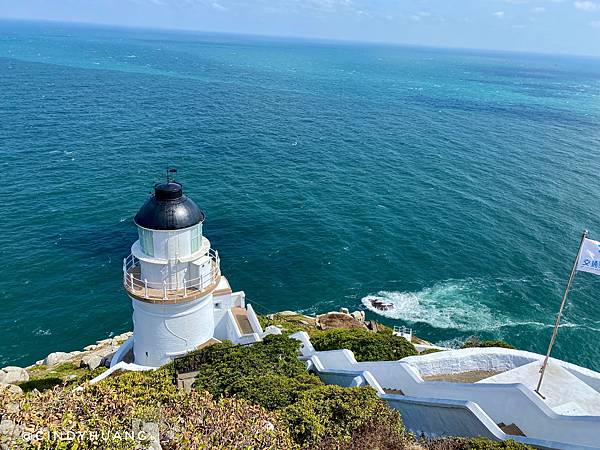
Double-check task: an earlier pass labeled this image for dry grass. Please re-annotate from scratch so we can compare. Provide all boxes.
[422,370,503,383]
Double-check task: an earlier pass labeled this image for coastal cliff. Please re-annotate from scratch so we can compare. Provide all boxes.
[0,311,531,450]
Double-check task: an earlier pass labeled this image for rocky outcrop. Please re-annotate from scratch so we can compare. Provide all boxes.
[80,354,103,371]
[0,383,23,396]
[100,353,115,368]
[0,367,29,384]
[0,331,134,399]
[37,332,133,369]
[263,325,283,337]
[43,352,72,366]
[316,311,368,330]
[0,418,22,442]
[351,310,365,323]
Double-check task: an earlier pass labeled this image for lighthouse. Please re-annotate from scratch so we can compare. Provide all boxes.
[116,174,272,369]
[121,178,219,366]
[75,172,284,382]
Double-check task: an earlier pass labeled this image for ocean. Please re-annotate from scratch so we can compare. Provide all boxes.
[1,20,600,370]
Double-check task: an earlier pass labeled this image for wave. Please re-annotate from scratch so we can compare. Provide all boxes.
[33,328,52,336]
[361,279,596,334]
[361,280,501,331]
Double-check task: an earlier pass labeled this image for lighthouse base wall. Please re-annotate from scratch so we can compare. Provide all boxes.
[131,295,215,367]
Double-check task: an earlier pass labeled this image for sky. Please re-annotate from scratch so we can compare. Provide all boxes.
[1,0,600,56]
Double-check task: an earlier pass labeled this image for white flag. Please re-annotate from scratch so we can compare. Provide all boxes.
[577,238,600,275]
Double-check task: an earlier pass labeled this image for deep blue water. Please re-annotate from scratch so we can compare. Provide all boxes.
[1,20,600,370]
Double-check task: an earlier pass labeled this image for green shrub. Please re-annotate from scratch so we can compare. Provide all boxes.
[19,362,107,393]
[18,377,64,393]
[226,372,322,410]
[310,328,418,361]
[192,335,323,409]
[190,334,412,449]
[426,437,534,449]
[279,384,406,448]
[374,323,394,335]
[461,337,515,350]
[258,314,316,334]
[419,348,445,355]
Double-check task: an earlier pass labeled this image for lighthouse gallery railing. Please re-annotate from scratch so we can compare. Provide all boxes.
[122,249,221,302]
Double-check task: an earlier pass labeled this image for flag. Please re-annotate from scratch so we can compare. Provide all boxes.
[576,238,600,275]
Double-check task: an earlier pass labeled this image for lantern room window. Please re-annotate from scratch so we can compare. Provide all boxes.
[191,224,202,253]
[138,227,154,257]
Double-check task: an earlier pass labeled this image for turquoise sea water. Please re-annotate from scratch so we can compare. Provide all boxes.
[1,20,600,370]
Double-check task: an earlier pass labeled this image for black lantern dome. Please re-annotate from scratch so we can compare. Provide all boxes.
[134,182,205,230]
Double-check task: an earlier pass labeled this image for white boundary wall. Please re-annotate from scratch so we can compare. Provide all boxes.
[402,347,600,393]
[290,332,600,450]
[246,304,264,335]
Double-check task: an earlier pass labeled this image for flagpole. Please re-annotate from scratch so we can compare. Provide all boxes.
[535,229,588,398]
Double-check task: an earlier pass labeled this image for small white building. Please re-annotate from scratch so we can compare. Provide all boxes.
[114,178,270,368]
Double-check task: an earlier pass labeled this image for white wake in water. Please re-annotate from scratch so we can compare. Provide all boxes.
[362,279,518,332]
[361,279,593,333]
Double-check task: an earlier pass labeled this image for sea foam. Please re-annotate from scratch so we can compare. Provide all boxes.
[362,279,527,332]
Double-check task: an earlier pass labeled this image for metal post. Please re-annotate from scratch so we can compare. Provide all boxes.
[144,279,148,298]
[535,230,588,398]
[163,280,168,300]
[130,273,134,290]
[184,279,187,297]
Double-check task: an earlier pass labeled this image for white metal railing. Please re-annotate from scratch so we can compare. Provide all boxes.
[122,249,220,302]
[393,325,413,341]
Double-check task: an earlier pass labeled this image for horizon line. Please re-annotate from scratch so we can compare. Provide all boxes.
[1,16,600,61]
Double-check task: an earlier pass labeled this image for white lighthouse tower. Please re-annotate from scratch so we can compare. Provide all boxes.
[122,177,222,367]
[111,174,275,371]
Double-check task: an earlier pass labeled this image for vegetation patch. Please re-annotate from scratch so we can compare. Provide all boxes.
[281,384,408,449]
[191,335,317,404]
[426,437,533,449]
[258,313,316,334]
[462,337,516,350]
[310,328,418,361]
[2,322,536,449]
[2,366,295,449]
[190,334,408,448]
[18,362,106,393]
[419,348,445,355]
[422,370,502,384]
